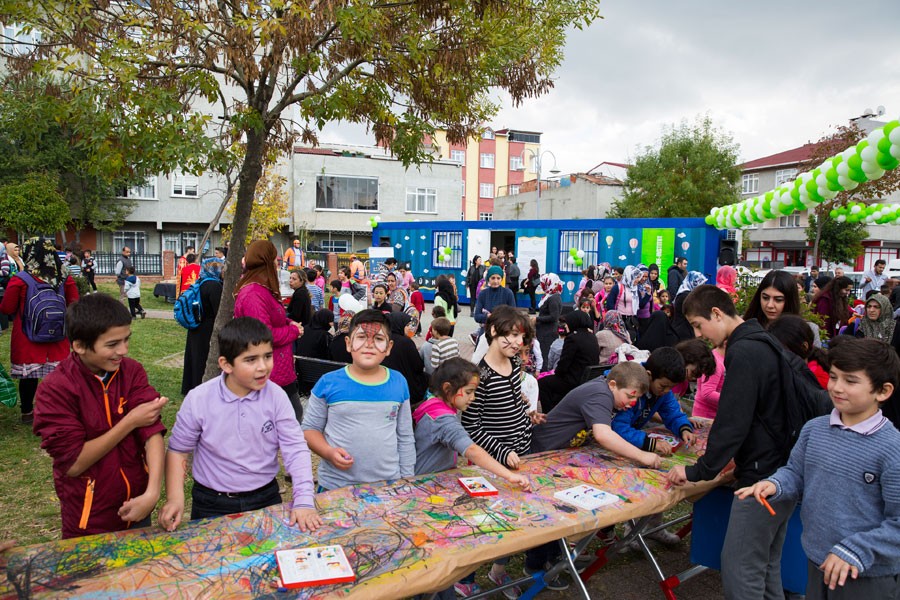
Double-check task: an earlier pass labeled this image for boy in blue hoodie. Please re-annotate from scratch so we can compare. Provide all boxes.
[612,346,696,546]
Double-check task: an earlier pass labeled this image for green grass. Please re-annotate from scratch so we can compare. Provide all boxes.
[95,281,174,312]
[0,317,187,546]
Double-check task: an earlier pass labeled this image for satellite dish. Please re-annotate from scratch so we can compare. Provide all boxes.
[877,105,886,116]
[863,107,874,116]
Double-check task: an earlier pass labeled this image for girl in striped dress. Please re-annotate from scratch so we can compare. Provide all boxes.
[457,305,536,598]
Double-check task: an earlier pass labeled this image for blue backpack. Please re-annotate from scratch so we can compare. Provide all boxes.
[17,272,67,343]
[173,278,212,329]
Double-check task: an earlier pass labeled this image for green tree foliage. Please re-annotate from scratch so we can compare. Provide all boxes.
[1,0,602,377]
[806,213,868,267]
[800,122,900,261]
[0,172,70,235]
[611,116,742,218]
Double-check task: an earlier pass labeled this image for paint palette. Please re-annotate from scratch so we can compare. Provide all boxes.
[458,476,499,497]
[275,545,355,589]
[553,485,620,511]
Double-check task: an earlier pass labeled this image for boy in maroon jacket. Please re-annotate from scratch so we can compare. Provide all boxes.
[33,294,168,539]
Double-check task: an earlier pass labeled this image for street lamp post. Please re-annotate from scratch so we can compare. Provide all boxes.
[523,148,560,219]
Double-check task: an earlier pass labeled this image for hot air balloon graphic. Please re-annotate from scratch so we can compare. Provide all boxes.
[681,241,690,252]
[629,238,638,254]
[605,235,614,249]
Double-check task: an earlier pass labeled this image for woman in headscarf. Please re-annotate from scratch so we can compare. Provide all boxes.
[381,311,427,405]
[671,271,708,341]
[538,309,600,412]
[385,271,409,310]
[523,259,540,315]
[535,273,563,369]
[851,293,900,348]
[716,265,738,299]
[181,257,225,395]
[596,310,632,364]
[234,240,304,421]
[635,264,654,334]
[286,268,312,327]
[0,237,79,423]
[295,308,334,360]
[647,263,661,296]
[433,274,458,336]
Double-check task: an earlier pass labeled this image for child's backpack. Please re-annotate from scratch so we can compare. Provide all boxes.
[16,272,68,343]
[757,334,833,454]
[173,279,211,329]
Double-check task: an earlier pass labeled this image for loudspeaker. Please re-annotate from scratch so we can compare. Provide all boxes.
[718,240,738,266]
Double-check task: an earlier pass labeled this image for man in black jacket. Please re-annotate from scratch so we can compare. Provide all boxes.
[667,285,795,600]
[665,256,687,298]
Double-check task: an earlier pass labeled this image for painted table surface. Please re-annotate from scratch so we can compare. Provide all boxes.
[3,425,716,599]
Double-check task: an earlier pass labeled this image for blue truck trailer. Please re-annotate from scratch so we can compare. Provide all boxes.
[371,217,727,305]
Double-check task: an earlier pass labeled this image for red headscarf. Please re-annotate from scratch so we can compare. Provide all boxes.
[235,240,280,298]
[716,265,737,295]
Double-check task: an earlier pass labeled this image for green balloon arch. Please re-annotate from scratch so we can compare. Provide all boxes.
[706,119,900,229]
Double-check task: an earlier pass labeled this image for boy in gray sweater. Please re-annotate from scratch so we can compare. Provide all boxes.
[737,338,900,599]
[303,309,415,491]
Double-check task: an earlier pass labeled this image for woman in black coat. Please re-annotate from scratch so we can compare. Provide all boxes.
[538,310,600,412]
[181,258,224,395]
[295,308,334,360]
[535,273,563,370]
[286,269,313,326]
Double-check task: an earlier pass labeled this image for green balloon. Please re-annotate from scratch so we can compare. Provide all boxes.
[848,167,868,183]
[575,257,583,267]
[569,247,577,256]
[705,215,715,225]
[876,152,899,171]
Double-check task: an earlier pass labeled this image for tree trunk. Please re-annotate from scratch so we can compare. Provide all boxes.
[202,128,267,381]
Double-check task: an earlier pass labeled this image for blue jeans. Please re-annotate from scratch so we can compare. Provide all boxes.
[190,478,281,520]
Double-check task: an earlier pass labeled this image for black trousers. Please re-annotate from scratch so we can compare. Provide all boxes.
[190,478,281,520]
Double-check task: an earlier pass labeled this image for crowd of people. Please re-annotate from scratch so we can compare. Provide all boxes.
[1,236,899,599]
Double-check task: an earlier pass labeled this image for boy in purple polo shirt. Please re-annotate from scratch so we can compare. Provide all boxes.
[159,317,321,532]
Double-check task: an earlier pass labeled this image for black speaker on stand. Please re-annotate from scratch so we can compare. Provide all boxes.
[718,239,738,266]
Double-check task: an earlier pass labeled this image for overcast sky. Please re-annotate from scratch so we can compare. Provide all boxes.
[319,0,900,174]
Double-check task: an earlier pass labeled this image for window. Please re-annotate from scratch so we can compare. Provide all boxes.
[774,168,798,187]
[406,187,437,213]
[118,177,157,200]
[509,155,524,171]
[480,153,495,169]
[558,230,598,273]
[315,175,379,211]
[113,231,147,254]
[741,173,759,195]
[450,150,466,164]
[482,129,494,140]
[321,239,350,252]
[432,231,463,268]
[479,183,494,198]
[171,172,199,197]
[530,156,538,174]
[2,24,38,56]
[508,184,520,196]
[779,215,801,228]
[478,212,493,221]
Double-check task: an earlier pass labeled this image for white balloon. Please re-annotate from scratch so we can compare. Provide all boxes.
[816,174,828,188]
[861,161,884,176]
[887,127,900,145]
[576,249,585,258]
[866,215,875,223]
[836,162,850,177]
[567,256,576,265]
[837,214,847,223]
[338,294,362,313]
[861,146,877,163]
[891,144,900,160]
[437,246,445,254]
[874,211,883,219]
[867,130,885,147]
[842,148,857,161]
[850,205,862,214]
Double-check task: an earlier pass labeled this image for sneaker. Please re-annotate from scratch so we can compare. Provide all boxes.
[647,528,682,546]
[468,332,478,346]
[141,311,147,319]
[487,570,521,599]
[453,582,483,597]
[20,412,34,425]
[522,565,569,591]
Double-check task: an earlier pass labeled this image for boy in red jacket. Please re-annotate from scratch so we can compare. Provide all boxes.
[33,293,168,539]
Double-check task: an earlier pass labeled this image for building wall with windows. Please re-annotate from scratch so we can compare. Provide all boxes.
[430,127,539,220]
[291,144,460,251]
